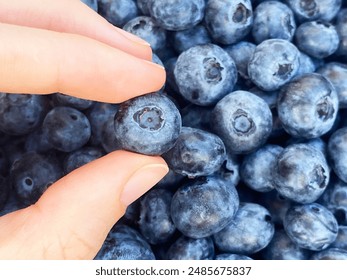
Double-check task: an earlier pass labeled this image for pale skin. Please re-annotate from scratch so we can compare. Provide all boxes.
[0,0,168,259]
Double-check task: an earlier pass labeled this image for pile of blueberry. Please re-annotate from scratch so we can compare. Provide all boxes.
[2,0,347,260]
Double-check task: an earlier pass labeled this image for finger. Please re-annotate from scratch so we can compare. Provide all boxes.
[0,151,168,260]
[0,0,152,60]
[0,23,166,103]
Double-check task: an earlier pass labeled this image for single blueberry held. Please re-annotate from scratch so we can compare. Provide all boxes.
[295,21,340,59]
[286,0,342,22]
[123,16,167,52]
[98,0,139,27]
[277,73,339,139]
[212,90,273,154]
[274,143,330,204]
[284,203,338,251]
[317,62,347,108]
[114,92,182,156]
[311,248,347,260]
[170,176,239,239]
[262,229,310,260]
[248,39,300,91]
[174,44,237,106]
[0,93,48,136]
[328,127,347,183]
[213,202,275,255]
[163,127,226,178]
[214,254,252,260]
[204,0,253,45]
[240,144,283,192]
[138,189,176,245]
[252,1,296,44]
[42,106,91,153]
[10,152,63,206]
[52,93,94,111]
[166,235,215,260]
[147,0,205,31]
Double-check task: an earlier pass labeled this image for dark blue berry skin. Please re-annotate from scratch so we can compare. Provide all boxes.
[240,144,284,193]
[320,179,347,225]
[10,152,63,206]
[163,57,180,95]
[170,176,239,239]
[330,226,347,250]
[42,106,91,153]
[52,93,94,111]
[101,116,121,153]
[336,9,347,57]
[181,104,213,131]
[155,168,185,192]
[147,0,205,31]
[284,203,338,251]
[214,152,241,188]
[295,21,340,59]
[95,225,155,260]
[174,44,237,106]
[204,0,253,45]
[63,146,104,174]
[0,93,48,136]
[317,62,347,108]
[166,235,215,260]
[136,0,149,16]
[212,90,273,154]
[215,254,252,260]
[0,176,10,210]
[311,248,347,260]
[81,0,98,11]
[114,93,182,156]
[163,127,226,178]
[274,143,330,204]
[213,203,275,255]
[277,73,339,139]
[138,189,176,245]
[286,0,341,22]
[171,24,212,54]
[85,102,118,147]
[0,148,8,176]
[98,0,139,27]
[328,127,347,183]
[123,16,167,52]
[248,39,300,91]
[24,128,52,154]
[249,87,278,109]
[262,229,310,260]
[223,41,256,80]
[296,51,317,76]
[252,1,296,44]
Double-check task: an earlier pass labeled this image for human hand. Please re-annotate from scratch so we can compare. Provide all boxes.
[0,0,168,259]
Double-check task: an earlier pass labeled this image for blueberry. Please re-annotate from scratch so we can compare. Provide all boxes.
[204,0,253,45]
[123,16,167,52]
[101,115,121,153]
[295,21,340,59]
[286,0,342,22]
[166,235,215,260]
[24,127,52,154]
[163,127,226,178]
[252,1,296,44]
[0,176,10,210]
[170,176,239,238]
[296,51,317,76]
[249,87,279,109]
[171,24,212,54]
[98,0,139,27]
[212,90,273,154]
[317,62,347,108]
[328,127,347,183]
[277,73,339,139]
[284,203,338,251]
[63,146,104,174]
[336,9,347,57]
[248,39,300,91]
[10,152,63,206]
[0,148,8,176]
[310,248,347,260]
[147,0,205,31]
[330,226,347,250]
[155,168,185,192]
[52,93,94,111]
[274,143,330,204]
[240,144,284,192]
[81,0,98,11]
[214,253,252,260]
[42,106,91,152]
[174,44,237,106]
[214,152,241,188]
[0,93,48,136]
[223,41,256,80]
[136,0,150,16]
[138,189,176,245]
[113,92,182,156]
[213,202,275,255]
[181,104,213,131]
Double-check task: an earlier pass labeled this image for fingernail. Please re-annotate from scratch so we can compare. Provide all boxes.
[118,29,151,47]
[121,163,169,206]
[143,58,166,70]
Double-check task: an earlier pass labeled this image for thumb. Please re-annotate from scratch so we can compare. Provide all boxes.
[0,151,168,260]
